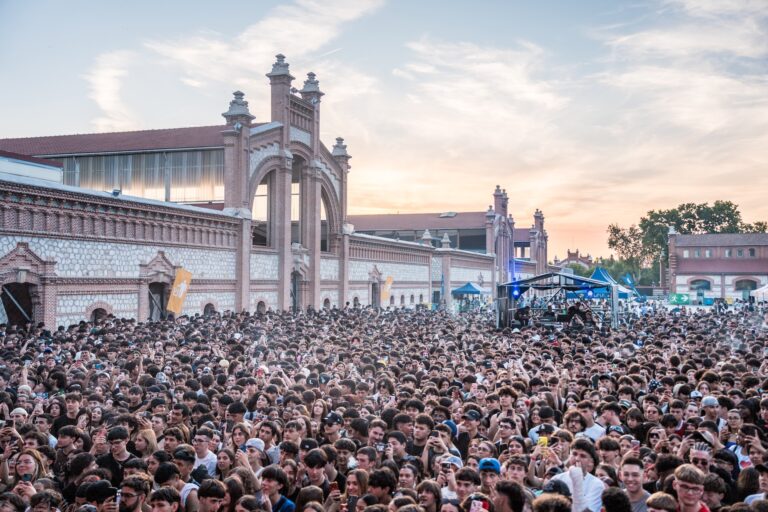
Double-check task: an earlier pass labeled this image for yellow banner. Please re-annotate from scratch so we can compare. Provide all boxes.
[381,276,394,303]
[167,268,192,315]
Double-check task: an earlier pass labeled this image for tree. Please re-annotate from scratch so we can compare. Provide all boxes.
[607,224,646,276]
[564,263,591,277]
[606,201,764,285]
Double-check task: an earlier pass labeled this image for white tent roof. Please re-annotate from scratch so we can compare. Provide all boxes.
[752,284,768,299]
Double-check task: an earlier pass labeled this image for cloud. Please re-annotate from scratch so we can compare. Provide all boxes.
[145,0,384,91]
[82,51,141,132]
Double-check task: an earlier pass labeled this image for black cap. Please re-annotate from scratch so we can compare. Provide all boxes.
[542,480,571,498]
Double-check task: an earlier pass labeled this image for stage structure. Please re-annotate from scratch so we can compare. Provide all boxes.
[497,271,620,329]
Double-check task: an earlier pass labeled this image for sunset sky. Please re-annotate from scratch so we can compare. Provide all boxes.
[1,0,766,259]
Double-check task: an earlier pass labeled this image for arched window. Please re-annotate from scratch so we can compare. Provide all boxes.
[203,303,216,316]
[400,295,405,305]
[252,173,271,246]
[690,279,711,291]
[90,308,107,323]
[323,298,331,310]
[410,294,415,304]
[256,301,266,314]
[419,294,424,303]
[735,279,757,291]
[389,296,395,306]
[321,192,330,252]
[353,296,360,308]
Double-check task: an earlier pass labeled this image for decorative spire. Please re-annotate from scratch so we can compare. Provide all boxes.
[267,54,292,77]
[222,91,255,122]
[441,233,451,248]
[332,137,349,157]
[485,205,495,220]
[301,72,321,93]
[300,72,324,104]
[421,229,432,243]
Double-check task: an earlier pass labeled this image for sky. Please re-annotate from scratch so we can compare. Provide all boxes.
[1,0,767,259]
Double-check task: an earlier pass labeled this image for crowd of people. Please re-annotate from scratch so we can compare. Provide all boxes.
[0,301,767,512]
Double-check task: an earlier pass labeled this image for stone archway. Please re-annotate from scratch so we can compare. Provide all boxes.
[138,251,179,321]
[0,243,57,328]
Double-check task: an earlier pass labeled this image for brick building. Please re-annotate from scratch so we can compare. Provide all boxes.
[348,189,549,283]
[553,249,593,270]
[668,231,768,302]
[0,54,515,327]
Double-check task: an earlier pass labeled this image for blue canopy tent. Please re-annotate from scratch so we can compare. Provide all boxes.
[565,267,635,299]
[451,282,487,296]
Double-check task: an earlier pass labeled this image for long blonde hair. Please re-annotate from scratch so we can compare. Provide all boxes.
[137,429,159,457]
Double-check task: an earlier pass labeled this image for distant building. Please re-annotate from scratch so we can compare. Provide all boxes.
[668,231,768,301]
[349,189,549,283]
[553,249,593,270]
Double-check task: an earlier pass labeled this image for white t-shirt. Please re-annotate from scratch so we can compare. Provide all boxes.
[551,470,605,512]
[194,450,218,475]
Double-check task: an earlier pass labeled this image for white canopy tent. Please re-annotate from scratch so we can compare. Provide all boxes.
[752,284,768,301]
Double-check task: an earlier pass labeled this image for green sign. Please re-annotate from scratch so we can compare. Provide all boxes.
[668,293,690,305]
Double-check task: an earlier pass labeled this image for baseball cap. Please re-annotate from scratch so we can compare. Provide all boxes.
[245,438,265,452]
[607,425,627,435]
[444,455,463,469]
[478,458,501,474]
[462,410,482,421]
[300,438,319,451]
[324,412,343,425]
[690,390,703,399]
[701,396,719,408]
[542,480,571,498]
[754,464,768,473]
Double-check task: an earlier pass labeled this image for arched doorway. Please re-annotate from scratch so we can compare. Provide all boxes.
[371,281,381,309]
[0,283,35,327]
[148,282,167,321]
[353,296,360,308]
[256,301,267,314]
[323,298,331,310]
[90,308,108,323]
[203,303,216,316]
[735,279,757,300]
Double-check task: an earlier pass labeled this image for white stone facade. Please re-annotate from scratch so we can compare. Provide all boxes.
[386,287,430,307]
[182,292,236,315]
[250,291,279,311]
[320,258,339,281]
[431,257,442,281]
[0,235,235,279]
[349,260,429,283]
[56,293,138,327]
[320,289,340,308]
[451,265,492,284]
[250,253,280,280]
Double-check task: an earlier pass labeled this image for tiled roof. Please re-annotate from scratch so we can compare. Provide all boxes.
[675,233,768,247]
[0,125,241,156]
[0,150,63,168]
[348,212,488,230]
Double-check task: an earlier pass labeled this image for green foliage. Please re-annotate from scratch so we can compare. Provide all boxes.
[606,201,764,285]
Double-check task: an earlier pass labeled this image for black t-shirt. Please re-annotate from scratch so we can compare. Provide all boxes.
[52,415,77,437]
[96,452,138,486]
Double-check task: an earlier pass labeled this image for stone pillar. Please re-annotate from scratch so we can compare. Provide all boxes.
[302,164,322,308]
[235,218,251,312]
[267,54,294,131]
[300,72,324,155]
[485,206,495,254]
[275,166,293,311]
[441,253,453,311]
[222,92,255,209]
[138,279,149,321]
[340,229,351,307]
